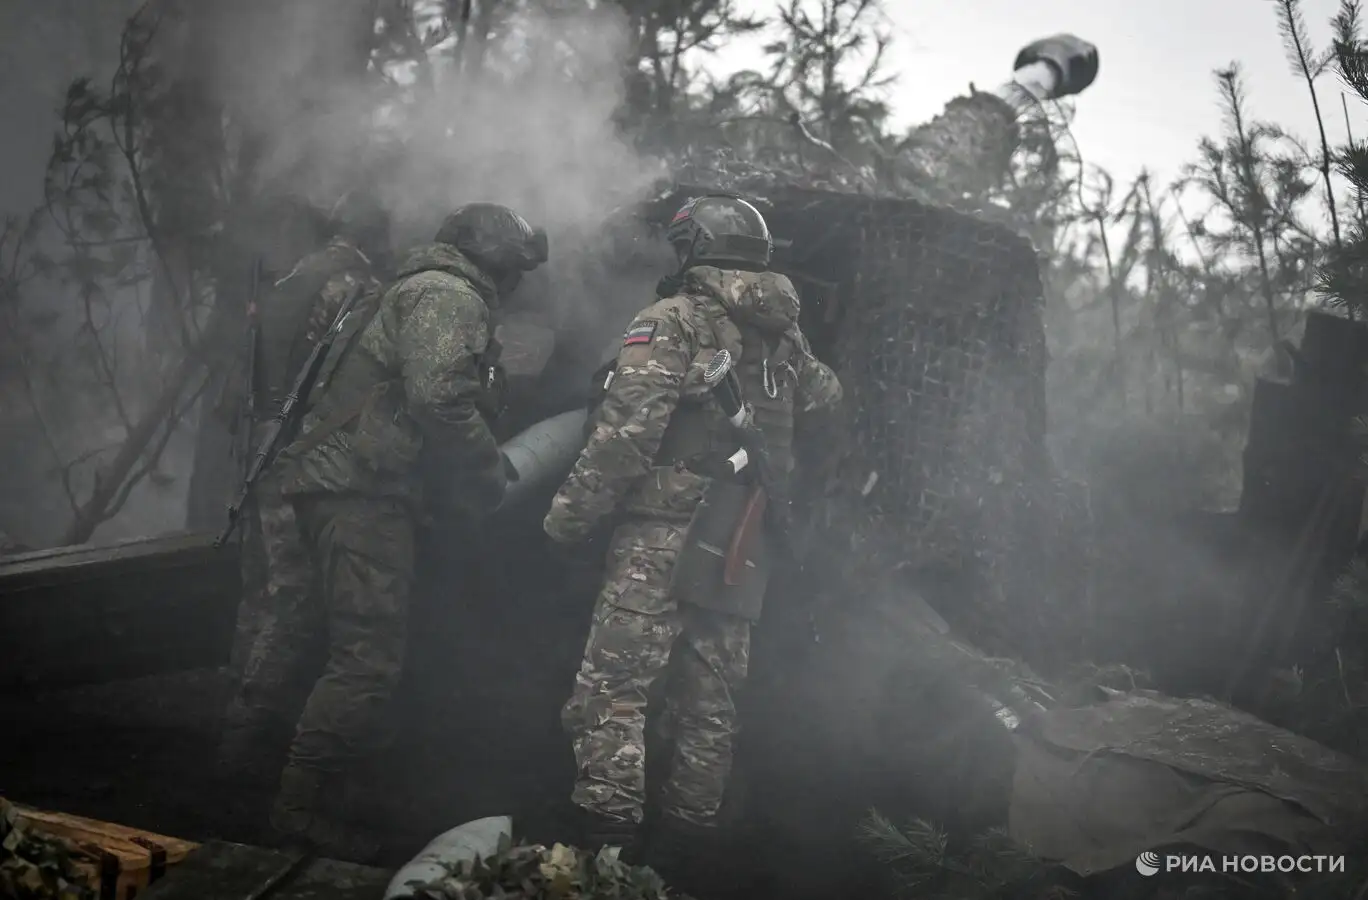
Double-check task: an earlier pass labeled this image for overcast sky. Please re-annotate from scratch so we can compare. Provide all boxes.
[718,0,1368,199]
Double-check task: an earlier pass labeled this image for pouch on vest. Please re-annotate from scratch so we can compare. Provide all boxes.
[475,334,506,422]
[670,479,770,621]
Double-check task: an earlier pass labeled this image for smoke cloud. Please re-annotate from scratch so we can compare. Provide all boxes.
[216,1,667,321]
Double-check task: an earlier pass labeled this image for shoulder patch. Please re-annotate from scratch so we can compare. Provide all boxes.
[624,320,658,346]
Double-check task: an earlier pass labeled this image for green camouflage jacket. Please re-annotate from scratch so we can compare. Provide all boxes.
[544,266,841,543]
[278,243,504,511]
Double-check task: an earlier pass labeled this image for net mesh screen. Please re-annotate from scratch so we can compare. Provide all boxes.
[627,181,1085,660]
[767,190,1067,657]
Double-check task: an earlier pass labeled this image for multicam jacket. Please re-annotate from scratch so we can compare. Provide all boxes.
[544,266,841,543]
[278,243,504,512]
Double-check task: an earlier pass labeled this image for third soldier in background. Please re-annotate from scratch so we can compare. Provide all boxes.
[543,194,841,885]
[217,189,390,786]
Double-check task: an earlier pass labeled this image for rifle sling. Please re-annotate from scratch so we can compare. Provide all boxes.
[287,381,398,457]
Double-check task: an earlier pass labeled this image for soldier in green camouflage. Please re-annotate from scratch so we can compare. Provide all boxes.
[265,202,547,861]
[218,189,391,789]
[544,195,841,878]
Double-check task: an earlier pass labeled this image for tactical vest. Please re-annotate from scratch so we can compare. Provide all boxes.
[284,277,504,461]
[655,298,799,622]
[653,305,798,482]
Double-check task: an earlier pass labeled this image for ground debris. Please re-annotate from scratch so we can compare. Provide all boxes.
[0,799,94,900]
[409,838,687,900]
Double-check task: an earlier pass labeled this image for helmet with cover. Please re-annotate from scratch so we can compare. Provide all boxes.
[665,194,772,271]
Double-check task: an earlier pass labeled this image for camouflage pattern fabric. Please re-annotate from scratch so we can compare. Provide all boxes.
[545,266,841,539]
[223,423,318,741]
[561,520,751,826]
[666,89,1020,208]
[278,243,505,515]
[0,799,93,900]
[286,493,415,773]
[893,91,1019,205]
[410,837,679,900]
[225,236,380,690]
[547,267,840,826]
[257,236,382,416]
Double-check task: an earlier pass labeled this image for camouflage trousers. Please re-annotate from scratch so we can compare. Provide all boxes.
[226,473,315,726]
[561,520,751,827]
[226,490,415,774]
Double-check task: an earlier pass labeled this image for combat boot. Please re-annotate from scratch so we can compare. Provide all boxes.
[644,812,725,897]
[268,764,383,863]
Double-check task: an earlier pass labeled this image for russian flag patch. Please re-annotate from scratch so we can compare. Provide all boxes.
[623,321,657,346]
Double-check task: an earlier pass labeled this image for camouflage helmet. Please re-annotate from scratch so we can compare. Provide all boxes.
[666,194,772,271]
[435,203,549,276]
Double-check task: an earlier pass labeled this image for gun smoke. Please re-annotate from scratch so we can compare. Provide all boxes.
[2,0,675,545]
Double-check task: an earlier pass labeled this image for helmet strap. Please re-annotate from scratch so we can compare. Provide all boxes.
[656,231,703,298]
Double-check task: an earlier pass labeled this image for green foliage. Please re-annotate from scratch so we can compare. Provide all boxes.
[411,838,686,900]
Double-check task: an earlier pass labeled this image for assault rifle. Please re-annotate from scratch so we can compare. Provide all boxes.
[701,349,796,584]
[235,259,262,478]
[214,284,367,547]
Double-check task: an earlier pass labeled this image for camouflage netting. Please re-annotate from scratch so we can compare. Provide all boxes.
[0,800,94,900]
[410,840,686,900]
[623,175,1090,663]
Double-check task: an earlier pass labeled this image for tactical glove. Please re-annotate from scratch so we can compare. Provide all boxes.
[1013,34,1099,98]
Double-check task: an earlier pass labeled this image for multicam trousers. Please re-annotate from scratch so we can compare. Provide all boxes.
[561,519,751,827]
[226,489,415,775]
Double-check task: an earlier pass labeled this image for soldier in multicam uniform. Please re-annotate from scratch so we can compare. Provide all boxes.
[264,202,547,860]
[217,189,391,787]
[543,194,842,880]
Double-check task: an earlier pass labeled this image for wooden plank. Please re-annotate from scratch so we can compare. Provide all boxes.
[11,803,199,900]
[0,532,240,689]
[139,840,393,900]
[0,532,225,589]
